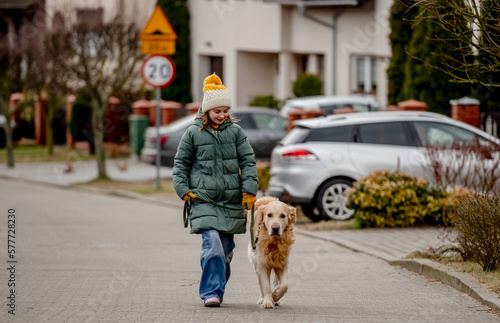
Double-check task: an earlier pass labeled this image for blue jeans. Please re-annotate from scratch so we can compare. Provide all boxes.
[199,230,235,302]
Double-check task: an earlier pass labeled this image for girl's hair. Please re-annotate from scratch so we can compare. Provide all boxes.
[196,112,240,131]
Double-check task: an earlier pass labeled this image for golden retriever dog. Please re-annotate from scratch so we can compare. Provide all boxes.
[247,196,296,308]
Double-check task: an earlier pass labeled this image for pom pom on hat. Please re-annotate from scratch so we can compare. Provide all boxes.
[201,73,231,113]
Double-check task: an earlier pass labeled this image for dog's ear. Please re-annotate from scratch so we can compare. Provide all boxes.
[289,206,297,224]
[254,204,266,226]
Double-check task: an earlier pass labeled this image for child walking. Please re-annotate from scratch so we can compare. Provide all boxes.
[173,73,258,307]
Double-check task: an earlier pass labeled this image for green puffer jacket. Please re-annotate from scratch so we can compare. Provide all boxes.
[173,116,258,234]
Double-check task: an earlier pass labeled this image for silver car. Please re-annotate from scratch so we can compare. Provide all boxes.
[268,111,500,222]
[280,95,381,117]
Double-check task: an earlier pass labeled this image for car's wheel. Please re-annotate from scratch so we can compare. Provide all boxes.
[300,204,324,222]
[315,178,355,221]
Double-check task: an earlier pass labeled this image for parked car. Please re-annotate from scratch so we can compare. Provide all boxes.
[268,111,500,222]
[141,107,288,167]
[279,95,382,117]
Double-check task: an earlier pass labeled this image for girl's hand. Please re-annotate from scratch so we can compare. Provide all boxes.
[242,193,257,209]
[183,191,197,201]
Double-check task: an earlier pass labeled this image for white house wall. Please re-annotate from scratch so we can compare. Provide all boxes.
[236,51,277,106]
[189,0,282,106]
[190,0,393,108]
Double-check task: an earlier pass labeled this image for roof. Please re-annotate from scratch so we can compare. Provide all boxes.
[293,111,451,128]
[0,0,39,9]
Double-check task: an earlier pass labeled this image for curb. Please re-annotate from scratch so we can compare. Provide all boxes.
[295,228,500,311]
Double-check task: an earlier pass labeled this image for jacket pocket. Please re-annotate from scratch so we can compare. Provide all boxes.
[198,175,218,200]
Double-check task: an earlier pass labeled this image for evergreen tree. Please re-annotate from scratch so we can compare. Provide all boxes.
[403,4,473,115]
[387,0,417,105]
[478,0,500,112]
[157,0,192,104]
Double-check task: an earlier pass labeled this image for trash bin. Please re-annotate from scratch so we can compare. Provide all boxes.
[129,114,149,157]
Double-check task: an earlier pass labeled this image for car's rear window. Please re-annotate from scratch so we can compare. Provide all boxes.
[303,125,354,142]
[280,127,310,145]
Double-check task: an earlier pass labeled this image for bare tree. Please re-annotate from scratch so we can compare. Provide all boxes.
[0,13,28,167]
[0,49,24,167]
[24,12,71,155]
[53,17,142,179]
[407,0,500,87]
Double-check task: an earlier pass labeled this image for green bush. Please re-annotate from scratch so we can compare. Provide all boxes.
[292,73,322,98]
[249,95,281,111]
[452,192,500,271]
[347,170,469,228]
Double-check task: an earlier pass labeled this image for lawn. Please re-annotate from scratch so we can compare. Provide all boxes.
[0,141,94,163]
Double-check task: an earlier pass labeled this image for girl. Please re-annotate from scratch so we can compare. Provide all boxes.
[173,73,258,307]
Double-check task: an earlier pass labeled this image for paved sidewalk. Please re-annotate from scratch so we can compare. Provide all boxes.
[1,158,499,311]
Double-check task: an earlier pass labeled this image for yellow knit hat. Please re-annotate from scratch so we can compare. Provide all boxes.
[201,73,231,113]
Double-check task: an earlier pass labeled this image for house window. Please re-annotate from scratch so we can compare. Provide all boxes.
[352,55,377,94]
[210,56,224,81]
[76,7,103,27]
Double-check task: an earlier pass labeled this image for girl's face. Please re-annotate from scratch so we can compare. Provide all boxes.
[208,107,230,125]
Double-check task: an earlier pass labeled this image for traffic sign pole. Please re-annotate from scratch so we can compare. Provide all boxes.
[155,87,161,190]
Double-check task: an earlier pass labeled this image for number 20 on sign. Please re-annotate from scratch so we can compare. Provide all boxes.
[141,55,176,88]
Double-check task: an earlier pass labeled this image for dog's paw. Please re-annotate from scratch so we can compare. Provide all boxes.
[274,301,280,306]
[261,295,275,309]
[257,298,264,304]
[261,300,275,309]
[272,290,284,303]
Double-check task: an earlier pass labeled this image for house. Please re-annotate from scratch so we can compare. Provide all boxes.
[189,0,392,107]
[43,0,157,30]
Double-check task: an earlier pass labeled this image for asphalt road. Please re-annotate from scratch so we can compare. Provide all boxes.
[1,178,499,322]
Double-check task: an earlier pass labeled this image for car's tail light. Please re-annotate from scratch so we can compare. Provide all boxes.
[151,136,169,145]
[282,149,318,161]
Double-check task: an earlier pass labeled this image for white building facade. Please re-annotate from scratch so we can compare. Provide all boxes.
[44,0,157,31]
[189,0,392,107]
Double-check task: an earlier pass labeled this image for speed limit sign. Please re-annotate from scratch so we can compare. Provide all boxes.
[141,55,176,88]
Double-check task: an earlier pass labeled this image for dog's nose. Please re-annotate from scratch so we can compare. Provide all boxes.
[271,225,280,235]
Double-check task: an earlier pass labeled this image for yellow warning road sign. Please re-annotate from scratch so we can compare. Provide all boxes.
[140,6,177,42]
[141,40,175,56]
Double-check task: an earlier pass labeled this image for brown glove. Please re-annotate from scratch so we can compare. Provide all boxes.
[242,192,257,210]
[183,191,197,202]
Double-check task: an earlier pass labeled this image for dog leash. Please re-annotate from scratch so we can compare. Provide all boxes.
[183,196,257,250]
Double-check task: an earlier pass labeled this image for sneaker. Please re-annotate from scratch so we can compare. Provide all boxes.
[204,297,220,307]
